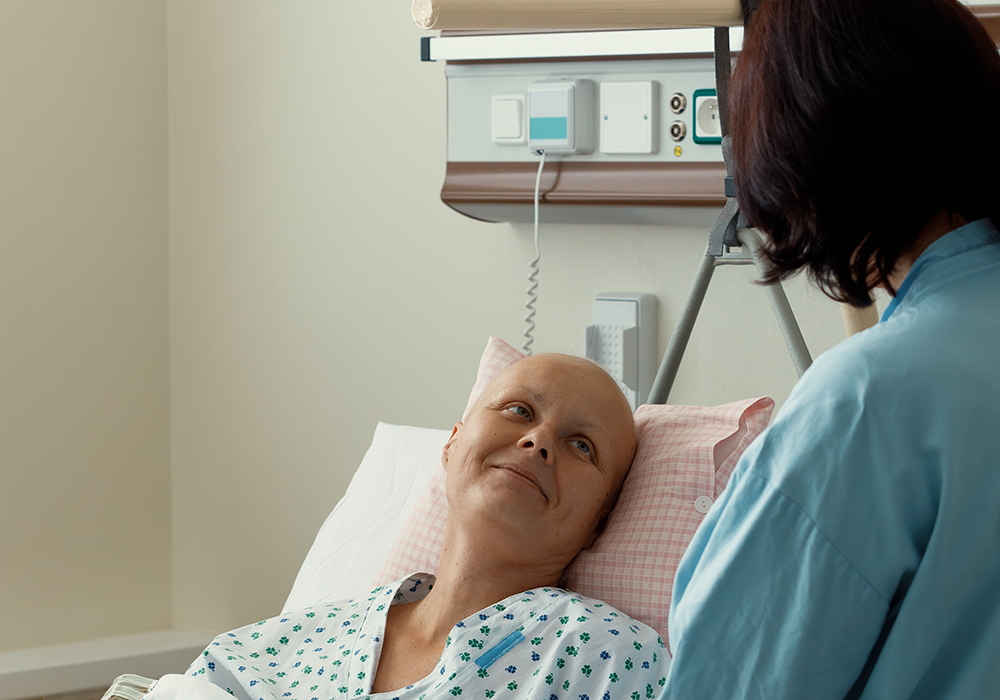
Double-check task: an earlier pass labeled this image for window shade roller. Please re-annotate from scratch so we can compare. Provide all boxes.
[411,0,744,31]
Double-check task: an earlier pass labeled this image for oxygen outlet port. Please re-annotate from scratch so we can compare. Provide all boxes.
[669,93,687,114]
[669,120,687,142]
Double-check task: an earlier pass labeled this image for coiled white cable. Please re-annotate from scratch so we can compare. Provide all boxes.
[523,150,547,355]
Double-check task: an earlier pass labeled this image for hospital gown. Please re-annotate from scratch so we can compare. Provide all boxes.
[663,219,1000,698]
[180,573,668,700]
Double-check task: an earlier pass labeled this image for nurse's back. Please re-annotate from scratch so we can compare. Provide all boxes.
[663,0,1000,696]
[667,221,1000,698]
[781,219,1000,697]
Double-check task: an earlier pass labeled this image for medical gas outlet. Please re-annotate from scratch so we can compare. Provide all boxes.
[528,80,594,155]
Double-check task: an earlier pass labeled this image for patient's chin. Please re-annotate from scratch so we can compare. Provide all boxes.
[459,484,546,533]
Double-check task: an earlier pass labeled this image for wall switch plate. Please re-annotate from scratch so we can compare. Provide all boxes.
[585,292,658,409]
[491,94,525,144]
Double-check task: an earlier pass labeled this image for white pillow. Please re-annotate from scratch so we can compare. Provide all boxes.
[281,422,449,612]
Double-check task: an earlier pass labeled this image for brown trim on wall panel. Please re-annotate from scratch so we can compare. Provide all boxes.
[973,5,1000,43]
[441,161,728,208]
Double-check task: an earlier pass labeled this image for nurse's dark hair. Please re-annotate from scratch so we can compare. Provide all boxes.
[730,0,1000,306]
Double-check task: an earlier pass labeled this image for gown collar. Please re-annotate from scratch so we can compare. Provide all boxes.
[880,218,1000,322]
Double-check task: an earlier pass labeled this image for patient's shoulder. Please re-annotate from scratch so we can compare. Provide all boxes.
[538,587,665,645]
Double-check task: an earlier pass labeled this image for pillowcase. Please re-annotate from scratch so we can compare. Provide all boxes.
[282,422,450,613]
[373,336,774,645]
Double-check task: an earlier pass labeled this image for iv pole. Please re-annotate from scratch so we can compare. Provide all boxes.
[647,1,814,403]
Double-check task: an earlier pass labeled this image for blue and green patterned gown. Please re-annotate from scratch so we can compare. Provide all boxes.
[177,573,669,700]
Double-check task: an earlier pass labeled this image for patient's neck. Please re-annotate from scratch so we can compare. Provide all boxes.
[369,522,565,694]
[413,522,564,640]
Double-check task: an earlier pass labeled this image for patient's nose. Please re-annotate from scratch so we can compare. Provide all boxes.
[518,432,552,462]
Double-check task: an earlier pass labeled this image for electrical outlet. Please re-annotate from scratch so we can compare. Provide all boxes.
[585,293,658,409]
[692,88,722,144]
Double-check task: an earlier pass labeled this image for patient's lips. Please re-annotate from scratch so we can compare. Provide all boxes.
[493,462,548,501]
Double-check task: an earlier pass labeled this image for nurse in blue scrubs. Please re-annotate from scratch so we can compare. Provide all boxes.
[662,0,1000,697]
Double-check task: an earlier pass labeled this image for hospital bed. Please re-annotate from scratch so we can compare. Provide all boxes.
[103,336,775,699]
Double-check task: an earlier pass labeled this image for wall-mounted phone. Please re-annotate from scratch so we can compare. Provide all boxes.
[527,80,594,155]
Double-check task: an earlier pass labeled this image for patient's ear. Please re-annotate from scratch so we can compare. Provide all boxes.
[441,422,462,470]
[582,513,607,551]
[582,497,616,551]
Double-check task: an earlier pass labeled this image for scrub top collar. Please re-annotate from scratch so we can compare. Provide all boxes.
[880,217,1000,323]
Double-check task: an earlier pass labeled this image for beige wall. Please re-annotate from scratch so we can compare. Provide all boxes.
[167,1,848,635]
[1,0,853,652]
[0,2,170,651]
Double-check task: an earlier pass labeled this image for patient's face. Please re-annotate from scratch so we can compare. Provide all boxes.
[442,354,637,570]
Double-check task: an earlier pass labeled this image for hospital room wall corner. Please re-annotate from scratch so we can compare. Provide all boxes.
[1,0,850,666]
[0,0,172,654]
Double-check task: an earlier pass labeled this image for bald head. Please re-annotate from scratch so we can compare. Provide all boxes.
[441,353,637,571]
[472,354,637,499]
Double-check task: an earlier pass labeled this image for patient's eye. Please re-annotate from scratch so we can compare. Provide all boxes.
[506,405,531,419]
[571,439,592,457]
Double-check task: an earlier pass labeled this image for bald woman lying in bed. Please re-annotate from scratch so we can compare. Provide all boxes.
[140,354,669,700]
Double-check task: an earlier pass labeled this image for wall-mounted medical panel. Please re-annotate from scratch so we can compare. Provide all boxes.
[426,7,1000,225]
[447,58,722,164]
[442,54,727,224]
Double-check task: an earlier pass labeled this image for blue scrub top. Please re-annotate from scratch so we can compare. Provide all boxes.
[662,219,1000,699]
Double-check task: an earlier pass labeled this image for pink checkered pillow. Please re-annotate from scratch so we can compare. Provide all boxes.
[560,397,772,648]
[374,336,773,645]
[461,336,526,421]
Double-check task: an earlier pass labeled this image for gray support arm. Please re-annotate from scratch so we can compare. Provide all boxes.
[647,229,814,405]
[647,248,717,405]
[737,228,813,377]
